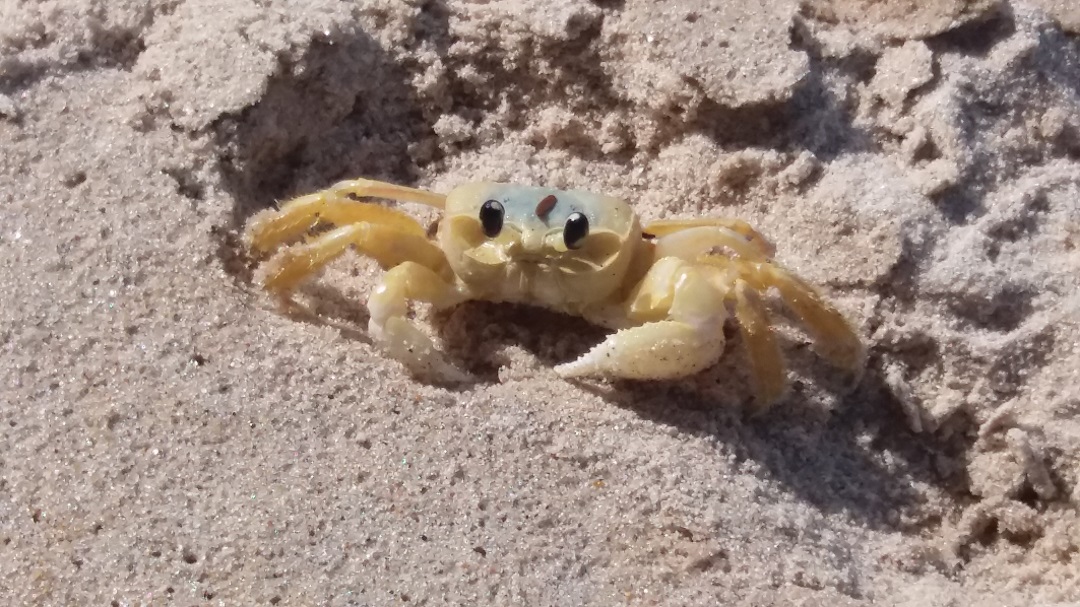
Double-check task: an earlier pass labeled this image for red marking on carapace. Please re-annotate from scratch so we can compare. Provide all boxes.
[535,194,557,218]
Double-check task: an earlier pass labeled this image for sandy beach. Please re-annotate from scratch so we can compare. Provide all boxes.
[2,0,1079,604]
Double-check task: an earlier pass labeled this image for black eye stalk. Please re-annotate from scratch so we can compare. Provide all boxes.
[479,200,504,237]
[563,212,589,250]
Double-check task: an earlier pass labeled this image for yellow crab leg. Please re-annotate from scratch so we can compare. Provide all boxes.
[258,223,450,296]
[244,178,446,254]
[644,217,776,258]
[651,225,773,262]
[746,263,865,372]
[694,264,787,409]
[702,256,864,373]
[367,261,472,383]
[731,279,788,410]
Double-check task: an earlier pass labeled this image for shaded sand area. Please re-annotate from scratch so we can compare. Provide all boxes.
[2,0,1080,604]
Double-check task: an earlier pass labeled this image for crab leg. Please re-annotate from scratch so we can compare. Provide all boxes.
[673,259,789,409]
[652,225,773,262]
[741,262,865,372]
[701,256,864,373]
[256,222,451,295]
[244,178,446,253]
[730,279,787,410]
[556,258,727,380]
[367,261,472,383]
[644,218,776,258]
[245,178,471,381]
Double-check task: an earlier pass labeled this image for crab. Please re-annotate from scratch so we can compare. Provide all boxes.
[243,178,865,409]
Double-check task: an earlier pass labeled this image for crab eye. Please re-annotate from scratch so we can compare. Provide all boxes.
[479,200,504,237]
[563,212,589,250]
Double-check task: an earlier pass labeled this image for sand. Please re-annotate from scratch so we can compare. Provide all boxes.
[2,0,1079,604]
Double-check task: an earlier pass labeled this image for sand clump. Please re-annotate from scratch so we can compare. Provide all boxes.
[1,0,1080,604]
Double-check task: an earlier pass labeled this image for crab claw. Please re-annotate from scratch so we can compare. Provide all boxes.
[367,262,474,385]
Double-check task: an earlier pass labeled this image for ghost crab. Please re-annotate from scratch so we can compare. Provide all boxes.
[243,178,864,409]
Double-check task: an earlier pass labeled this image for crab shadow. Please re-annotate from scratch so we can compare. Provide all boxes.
[270,283,375,344]
[437,300,961,530]
[584,368,960,530]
